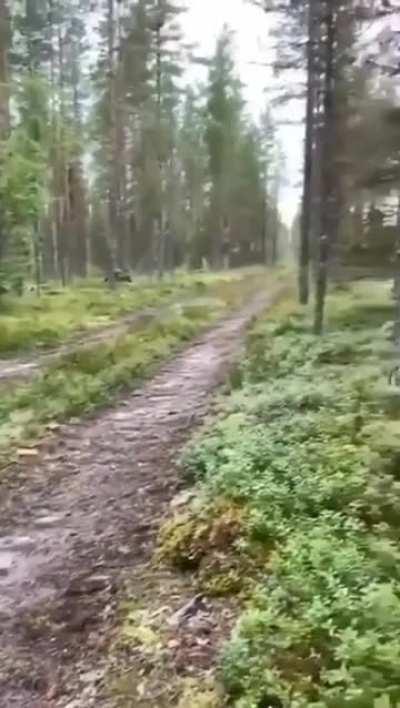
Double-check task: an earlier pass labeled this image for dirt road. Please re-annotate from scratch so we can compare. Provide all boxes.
[0,288,283,707]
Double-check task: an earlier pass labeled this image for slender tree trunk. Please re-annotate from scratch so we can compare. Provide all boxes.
[0,0,9,136]
[262,186,269,265]
[299,0,317,304]
[310,120,322,281]
[70,33,88,278]
[314,4,336,335]
[106,0,118,284]
[352,193,364,248]
[0,0,10,266]
[393,193,400,345]
[33,219,42,296]
[55,19,71,286]
[47,0,60,281]
[155,12,165,280]
[69,162,88,278]
[57,197,67,287]
[271,176,281,265]
[111,3,126,273]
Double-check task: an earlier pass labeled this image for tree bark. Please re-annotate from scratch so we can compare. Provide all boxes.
[0,0,10,265]
[70,24,88,278]
[314,3,336,335]
[299,0,317,304]
[155,13,165,280]
[0,0,9,136]
[106,0,119,283]
[393,193,400,345]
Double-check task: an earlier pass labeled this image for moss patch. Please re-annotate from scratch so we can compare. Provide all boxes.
[157,500,265,597]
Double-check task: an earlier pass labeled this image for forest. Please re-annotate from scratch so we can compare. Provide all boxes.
[0,0,286,291]
[2,1,400,708]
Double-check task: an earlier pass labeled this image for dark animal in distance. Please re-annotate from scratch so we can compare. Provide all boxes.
[104,269,132,284]
[389,365,400,386]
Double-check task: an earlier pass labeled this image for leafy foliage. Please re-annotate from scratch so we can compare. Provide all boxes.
[180,283,400,706]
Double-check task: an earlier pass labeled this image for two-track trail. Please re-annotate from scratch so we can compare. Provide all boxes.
[0,287,284,708]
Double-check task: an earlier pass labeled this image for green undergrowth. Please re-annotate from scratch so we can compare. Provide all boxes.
[159,281,400,707]
[0,269,279,467]
[0,267,267,357]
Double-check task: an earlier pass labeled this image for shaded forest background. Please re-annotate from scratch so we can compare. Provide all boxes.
[0,0,289,292]
[2,0,400,337]
[264,0,400,332]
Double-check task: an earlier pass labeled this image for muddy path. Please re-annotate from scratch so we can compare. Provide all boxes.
[0,288,284,708]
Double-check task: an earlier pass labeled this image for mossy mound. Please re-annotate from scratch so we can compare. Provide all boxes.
[157,501,253,596]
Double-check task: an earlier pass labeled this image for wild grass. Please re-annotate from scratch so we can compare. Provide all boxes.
[0,268,270,356]
[0,268,278,467]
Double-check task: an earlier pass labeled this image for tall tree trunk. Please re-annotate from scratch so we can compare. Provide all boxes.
[55,18,71,286]
[271,175,281,265]
[352,193,364,248]
[299,0,317,304]
[0,0,9,136]
[47,0,60,280]
[393,192,400,345]
[115,7,128,272]
[106,0,118,284]
[0,0,10,264]
[69,162,88,278]
[41,214,57,281]
[70,31,88,278]
[262,185,269,265]
[314,4,336,335]
[33,220,42,295]
[310,120,323,280]
[155,10,165,280]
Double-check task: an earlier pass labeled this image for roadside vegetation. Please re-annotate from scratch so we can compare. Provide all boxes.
[0,270,266,357]
[0,268,278,467]
[157,281,400,707]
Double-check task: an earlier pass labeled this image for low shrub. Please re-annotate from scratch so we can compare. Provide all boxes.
[175,282,400,706]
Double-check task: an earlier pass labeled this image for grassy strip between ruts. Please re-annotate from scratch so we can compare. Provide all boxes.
[0,269,281,468]
[157,280,400,708]
[0,269,266,357]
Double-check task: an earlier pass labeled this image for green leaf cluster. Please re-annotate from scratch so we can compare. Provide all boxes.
[183,284,400,707]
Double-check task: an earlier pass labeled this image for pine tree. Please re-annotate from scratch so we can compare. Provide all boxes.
[179,88,208,266]
[1,0,283,288]
[205,26,244,268]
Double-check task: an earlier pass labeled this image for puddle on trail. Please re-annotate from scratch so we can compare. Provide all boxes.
[0,528,63,616]
[33,513,64,529]
[0,513,64,583]
[0,535,36,581]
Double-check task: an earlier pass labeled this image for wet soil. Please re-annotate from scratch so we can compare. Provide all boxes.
[0,288,284,707]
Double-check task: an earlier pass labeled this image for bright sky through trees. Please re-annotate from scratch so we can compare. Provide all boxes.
[180,0,303,223]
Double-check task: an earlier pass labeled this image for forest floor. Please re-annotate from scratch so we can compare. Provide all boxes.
[0,269,265,385]
[150,279,400,708]
[0,281,287,708]
[0,269,278,466]
[0,305,175,383]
